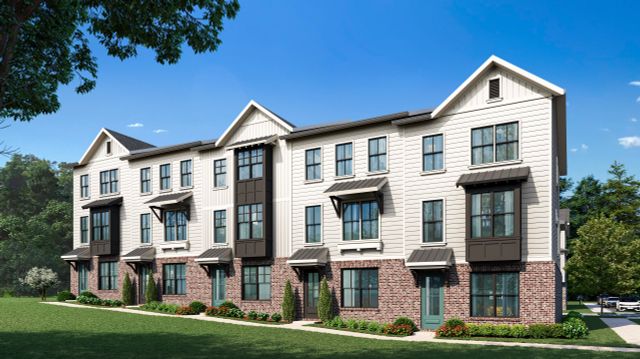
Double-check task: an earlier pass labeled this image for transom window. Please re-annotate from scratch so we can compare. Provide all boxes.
[422,200,443,243]
[214,210,226,244]
[343,201,379,241]
[305,205,322,243]
[80,216,89,244]
[471,272,519,317]
[305,148,322,181]
[342,268,378,308]
[140,167,151,194]
[164,210,187,241]
[180,160,192,188]
[471,190,515,238]
[335,143,353,176]
[471,122,518,165]
[160,164,171,190]
[140,213,151,244]
[91,210,110,241]
[80,175,89,198]
[163,263,186,295]
[98,261,118,290]
[237,148,263,180]
[237,204,263,240]
[368,137,387,172]
[422,134,444,172]
[214,159,227,187]
[242,266,271,300]
[99,169,118,194]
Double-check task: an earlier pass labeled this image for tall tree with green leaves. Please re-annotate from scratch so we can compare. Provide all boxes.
[562,175,605,240]
[0,1,240,122]
[602,161,640,230]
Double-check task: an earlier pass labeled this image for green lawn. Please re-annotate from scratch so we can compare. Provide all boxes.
[631,319,640,325]
[446,316,633,348]
[0,298,638,359]
[565,301,593,314]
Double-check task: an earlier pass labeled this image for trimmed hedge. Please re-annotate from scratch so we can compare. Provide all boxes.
[189,301,207,313]
[323,316,416,336]
[76,295,123,307]
[437,316,589,339]
[141,301,179,314]
[56,290,76,302]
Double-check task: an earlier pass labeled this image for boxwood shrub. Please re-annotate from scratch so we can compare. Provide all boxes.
[56,290,76,302]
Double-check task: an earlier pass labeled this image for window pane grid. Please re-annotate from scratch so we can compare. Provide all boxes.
[422,135,444,172]
[368,137,387,172]
[99,261,118,290]
[305,205,322,243]
[242,266,271,300]
[164,210,187,241]
[471,190,515,238]
[163,264,186,295]
[99,169,118,194]
[160,164,171,190]
[237,204,263,240]
[214,210,226,243]
[80,175,89,198]
[180,160,192,187]
[472,123,518,165]
[140,214,151,243]
[335,143,353,176]
[342,269,378,308]
[422,200,443,243]
[238,148,264,180]
[214,159,227,187]
[140,168,151,193]
[80,216,89,244]
[305,148,322,180]
[471,273,519,317]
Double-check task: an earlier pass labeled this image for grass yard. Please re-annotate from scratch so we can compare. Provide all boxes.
[565,301,593,314]
[0,298,637,359]
[631,319,640,325]
[446,316,634,348]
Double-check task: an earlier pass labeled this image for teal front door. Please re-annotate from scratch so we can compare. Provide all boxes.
[138,264,151,304]
[421,273,444,330]
[211,267,226,306]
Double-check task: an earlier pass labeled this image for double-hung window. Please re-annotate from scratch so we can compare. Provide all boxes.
[180,160,192,187]
[80,175,89,198]
[78,263,89,293]
[305,148,322,181]
[91,210,110,241]
[422,134,444,172]
[98,261,118,290]
[163,264,186,295]
[305,205,322,243]
[368,137,387,172]
[99,169,118,194]
[80,216,89,244]
[471,122,518,165]
[214,159,226,187]
[342,201,379,241]
[335,143,353,176]
[140,167,151,194]
[160,164,171,190]
[140,213,151,244]
[237,204,263,240]
[164,210,187,241]
[471,272,519,317]
[423,200,443,243]
[242,265,271,300]
[214,210,226,244]
[342,268,378,308]
[471,190,515,238]
[237,148,263,180]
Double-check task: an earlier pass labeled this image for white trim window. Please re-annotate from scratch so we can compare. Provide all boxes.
[422,200,444,243]
[343,201,379,241]
[140,167,151,194]
[368,137,387,172]
[214,210,227,244]
[164,210,187,241]
[80,216,89,244]
[99,169,118,195]
[180,160,193,188]
[160,164,171,190]
[471,122,519,165]
[80,175,89,198]
[305,205,322,243]
[422,134,444,172]
[237,204,263,240]
[335,143,353,177]
[140,213,151,244]
[305,148,322,181]
[214,159,227,187]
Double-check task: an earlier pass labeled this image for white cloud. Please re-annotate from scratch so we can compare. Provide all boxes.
[127,122,144,128]
[637,96,640,103]
[630,81,640,87]
[580,144,589,150]
[601,128,610,132]
[618,136,640,148]
[570,148,578,153]
[153,129,168,134]
[632,117,638,123]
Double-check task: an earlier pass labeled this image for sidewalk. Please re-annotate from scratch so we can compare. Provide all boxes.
[44,301,640,353]
[600,318,640,346]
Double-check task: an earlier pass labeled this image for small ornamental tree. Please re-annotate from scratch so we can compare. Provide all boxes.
[20,267,59,301]
[122,273,134,305]
[318,277,332,323]
[282,280,295,322]
[145,274,158,303]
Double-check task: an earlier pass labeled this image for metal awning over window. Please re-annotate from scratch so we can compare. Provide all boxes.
[81,197,122,209]
[405,248,453,270]
[225,135,278,150]
[194,247,233,265]
[324,177,388,217]
[144,191,192,222]
[456,167,530,188]
[122,247,155,263]
[287,247,329,267]
[60,247,91,262]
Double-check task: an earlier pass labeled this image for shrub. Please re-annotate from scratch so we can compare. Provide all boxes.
[142,301,161,310]
[393,317,418,333]
[383,324,413,336]
[528,324,550,339]
[318,277,332,323]
[121,273,134,305]
[509,324,529,338]
[565,311,583,320]
[102,299,124,307]
[79,291,97,298]
[56,290,76,302]
[367,321,383,333]
[217,306,230,316]
[145,275,158,303]
[20,267,59,300]
[271,313,282,322]
[257,312,270,321]
[247,310,258,320]
[346,319,358,330]
[158,303,179,313]
[562,317,589,339]
[327,316,345,328]
[189,301,207,314]
[282,280,295,322]
[436,318,469,337]
[227,308,245,318]
[493,324,511,337]
[548,323,566,338]
[176,306,198,315]
[219,300,238,310]
[205,306,219,316]
[358,320,369,331]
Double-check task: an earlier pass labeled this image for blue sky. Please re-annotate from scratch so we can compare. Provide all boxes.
[2,0,640,182]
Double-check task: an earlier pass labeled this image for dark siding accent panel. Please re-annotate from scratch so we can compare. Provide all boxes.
[89,206,120,257]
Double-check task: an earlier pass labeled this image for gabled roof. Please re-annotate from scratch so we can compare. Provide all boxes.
[121,141,203,161]
[215,100,294,147]
[431,55,566,118]
[78,128,155,165]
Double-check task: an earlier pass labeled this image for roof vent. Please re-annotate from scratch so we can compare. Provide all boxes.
[489,78,500,99]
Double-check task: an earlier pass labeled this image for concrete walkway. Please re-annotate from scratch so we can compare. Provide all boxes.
[601,317,640,346]
[584,302,615,314]
[43,302,640,353]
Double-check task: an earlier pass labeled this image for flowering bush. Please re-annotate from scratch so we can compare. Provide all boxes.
[176,306,198,315]
[393,317,418,333]
[20,267,59,300]
[435,318,469,337]
[205,306,219,316]
[383,324,413,336]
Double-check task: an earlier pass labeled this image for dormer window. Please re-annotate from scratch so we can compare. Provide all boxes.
[489,78,501,100]
[106,140,112,155]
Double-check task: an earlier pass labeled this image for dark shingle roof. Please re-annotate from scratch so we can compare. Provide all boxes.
[456,167,530,188]
[121,141,203,161]
[81,197,122,209]
[324,177,388,195]
[105,128,155,151]
[406,248,453,264]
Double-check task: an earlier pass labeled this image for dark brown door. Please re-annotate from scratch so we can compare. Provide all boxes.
[304,271,320,319]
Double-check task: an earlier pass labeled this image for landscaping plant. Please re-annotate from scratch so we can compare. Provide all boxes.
[121,273,134,305]
[393,317,418,333]
[189,301,207,314]
[145,274,158,303]
[20,267,59,301]
[435,318,469,338]
[56,290,75,302]
[270,313,282,322]
[282,280,295,322]
[317,277,332,323]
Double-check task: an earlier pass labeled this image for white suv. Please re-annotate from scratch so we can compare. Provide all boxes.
[616,297,640,312]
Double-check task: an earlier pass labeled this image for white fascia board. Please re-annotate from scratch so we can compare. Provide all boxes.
[215,100,293,147]
[431,55,566,118]
[405,261,450,269]
[286,259,327,266]
[194,257,230,264]
[78,128,131,165]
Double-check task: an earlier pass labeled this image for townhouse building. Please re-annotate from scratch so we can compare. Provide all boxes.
[62,56,568,328]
